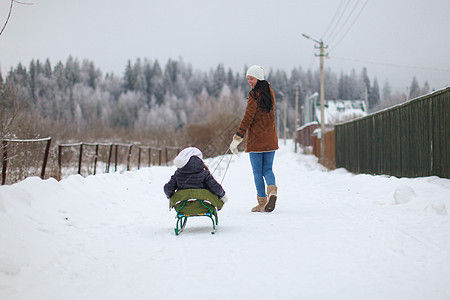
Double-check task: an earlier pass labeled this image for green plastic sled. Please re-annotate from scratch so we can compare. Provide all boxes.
[169,189,224,235]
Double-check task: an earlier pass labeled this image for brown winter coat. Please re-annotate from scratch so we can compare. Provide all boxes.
[236,86,279,152]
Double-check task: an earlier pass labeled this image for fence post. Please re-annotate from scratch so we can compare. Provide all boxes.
[58,145,62,179]
[78,143,84,175]
[127,145,133,171]
[93,144,99,175]
[2,141,8,185]
[149,148,152,167]
[114,144,119,172]
[138,147,142,170]
[165,147,169,166]
[158,148,162,166]
[106,144,113,173]
[41,138,52,179]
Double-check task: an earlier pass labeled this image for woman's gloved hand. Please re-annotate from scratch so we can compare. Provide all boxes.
[229,134,243,154]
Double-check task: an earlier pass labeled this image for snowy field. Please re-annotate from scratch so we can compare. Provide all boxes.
[1,140,449,300]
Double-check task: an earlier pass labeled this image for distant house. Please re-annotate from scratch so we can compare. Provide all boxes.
[303,92,367,125]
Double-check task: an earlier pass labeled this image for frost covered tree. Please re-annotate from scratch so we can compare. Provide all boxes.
[65,56,82,90]
[133,58,147,94]
[421,81,430,95]
[163,58,178,95]
[381,80,392,104]
[28,60,39,105]
[81,60,101,89]
[151,60,164,105]
[226,68,237,89]
[409,77,421,99]
[123,60,135,92]
[368,78,380,109]
[338,72,350,99]
[361,67,371,101]
[209,64,226,98]
[4,55,428,141]
[43,59,52,78]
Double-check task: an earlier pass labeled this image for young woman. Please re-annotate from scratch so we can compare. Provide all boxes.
[229,65,279,212]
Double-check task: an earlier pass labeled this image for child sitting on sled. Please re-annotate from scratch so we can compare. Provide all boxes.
[163,147,228,206]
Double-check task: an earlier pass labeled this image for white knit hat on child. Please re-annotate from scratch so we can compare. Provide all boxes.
[174,147,203,169]
[246,65,266,81]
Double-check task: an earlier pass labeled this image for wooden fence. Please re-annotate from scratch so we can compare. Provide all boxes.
[1,117,239,185]
[57,143,180,178]
[296,122,319,147]
[1,137,52,185]
[311,130,336,170]
[335,87,449,178]
[1,139,180,185]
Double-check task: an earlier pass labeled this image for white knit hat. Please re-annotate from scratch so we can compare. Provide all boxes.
[173,147,203,169]
[246,65,266,81]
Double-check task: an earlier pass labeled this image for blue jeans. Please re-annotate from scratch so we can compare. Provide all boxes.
[249,151,276,197]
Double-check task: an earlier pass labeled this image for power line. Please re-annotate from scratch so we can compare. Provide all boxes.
[0,0,14,36]
[0,0,33,37]
[329,56,450,72]
[330,0,370,50]
[328,0,364,45]
[323,0,351,42]
[321,0,346,40]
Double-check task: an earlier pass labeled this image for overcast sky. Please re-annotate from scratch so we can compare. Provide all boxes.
[1,0,449,93]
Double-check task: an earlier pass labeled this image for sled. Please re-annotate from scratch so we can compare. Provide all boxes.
[169,189,224,235]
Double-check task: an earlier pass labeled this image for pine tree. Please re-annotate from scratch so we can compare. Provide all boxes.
[133,58,147,93]
[123,60,135,92]
[382,80,392,104]
[409,77,420,99]
[2,56,437,136]
[210,63,225,98]
[349,69,362,100]
[43,59,52,78]
[163,58,178,95]
[226,68,236,89]
[368,78,380,109]
[143,61,154,98]
[288,67,302,105]
[361,67,371,103]
[421,81,430,95]
[151,60,164,105]
[81,60,100,89]
[29,60,38,105]
[324,68,339,100]
[64,56,81,89]
[54,61,66,91]
[338,73,348,99]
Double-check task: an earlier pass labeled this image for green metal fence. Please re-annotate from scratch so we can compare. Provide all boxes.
[335,87,449,178]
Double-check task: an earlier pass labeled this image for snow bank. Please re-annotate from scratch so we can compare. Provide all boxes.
[1,140,449,299]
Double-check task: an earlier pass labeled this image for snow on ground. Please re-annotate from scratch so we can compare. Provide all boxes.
[1,140,449,300]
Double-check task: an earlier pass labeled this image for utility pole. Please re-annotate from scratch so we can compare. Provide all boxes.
[276,103,280,138]
[294,86,299,153]
[278,91,285,143]
[284,95,287,145]
[302,34,328,163]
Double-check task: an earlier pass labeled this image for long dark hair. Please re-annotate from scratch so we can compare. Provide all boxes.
[249,80,273,113]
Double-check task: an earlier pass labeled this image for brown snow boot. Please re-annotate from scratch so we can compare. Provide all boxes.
[265,185,278,212]
[251,196,268,212]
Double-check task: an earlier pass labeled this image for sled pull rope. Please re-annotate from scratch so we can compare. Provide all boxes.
[211,149,233,185]
[220,151,233,185]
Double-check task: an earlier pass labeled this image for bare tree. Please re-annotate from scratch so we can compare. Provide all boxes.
[0,83,21,139]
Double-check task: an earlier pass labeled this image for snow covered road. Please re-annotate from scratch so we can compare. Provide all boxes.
[1,140,449,299]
